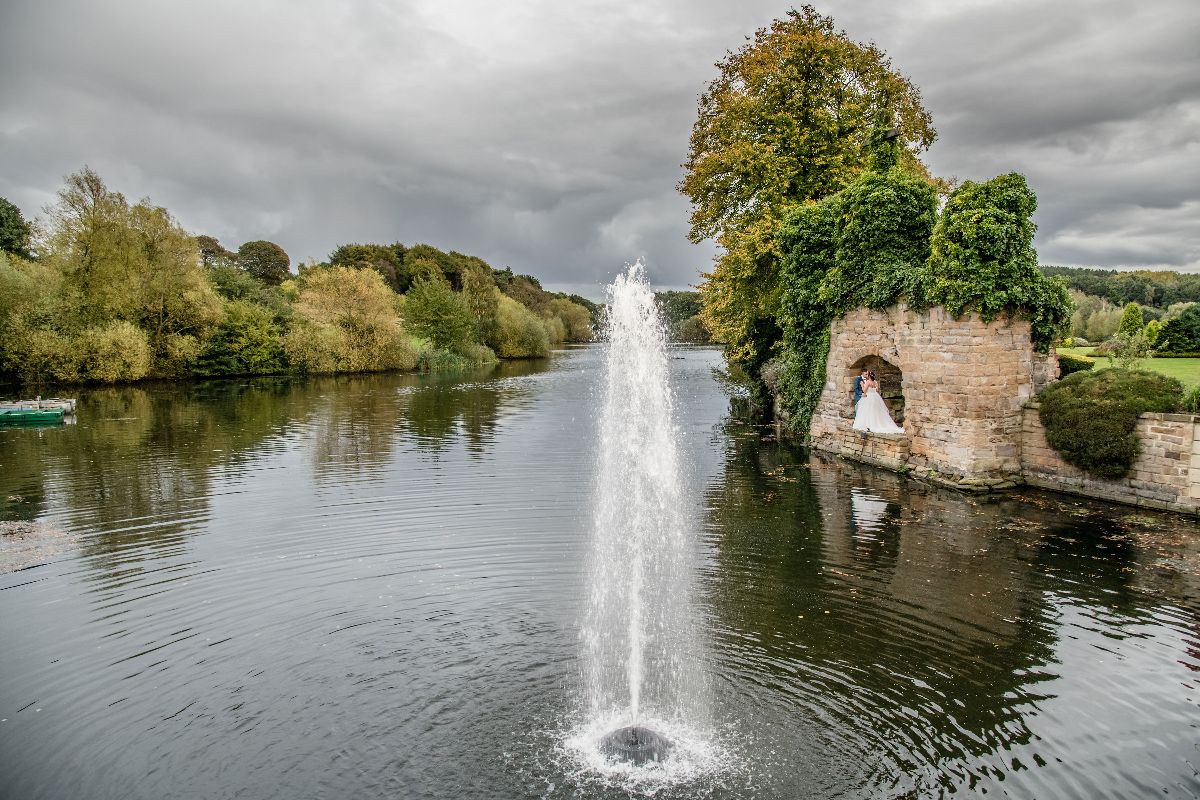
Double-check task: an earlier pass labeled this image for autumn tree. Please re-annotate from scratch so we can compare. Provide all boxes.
[238,240,291,285]
[680,6,937,376]
[196,235,236,269]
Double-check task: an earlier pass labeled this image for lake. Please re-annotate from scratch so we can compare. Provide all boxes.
[1,345,1197,799]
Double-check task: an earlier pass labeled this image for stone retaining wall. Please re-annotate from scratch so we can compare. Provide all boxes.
[1021,406,1200,516]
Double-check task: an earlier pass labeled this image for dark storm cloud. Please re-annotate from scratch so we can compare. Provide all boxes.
[1,0,1197,296]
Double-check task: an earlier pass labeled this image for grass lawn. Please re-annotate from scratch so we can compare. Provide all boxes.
[1058,347,1200,388]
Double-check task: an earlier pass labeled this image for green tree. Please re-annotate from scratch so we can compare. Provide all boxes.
[403,276,476,353]
[1117,302,1144,336]
[0,197,33,258]
[238,240,290,285]
[1155,305,1200,354]
[329,242,408,292]
[680,6,937,376]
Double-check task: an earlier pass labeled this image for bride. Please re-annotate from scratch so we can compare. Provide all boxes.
[853,371,904,434]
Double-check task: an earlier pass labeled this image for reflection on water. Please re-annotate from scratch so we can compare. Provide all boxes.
[1,346,1197,800]
[704,427,1200,798]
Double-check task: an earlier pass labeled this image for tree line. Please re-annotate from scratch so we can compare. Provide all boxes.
[0,168,597,386]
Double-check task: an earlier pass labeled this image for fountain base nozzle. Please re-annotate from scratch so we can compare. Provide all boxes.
[599,725,673,766]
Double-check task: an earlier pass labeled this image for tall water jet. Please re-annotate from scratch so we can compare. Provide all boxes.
[581,261,704,767]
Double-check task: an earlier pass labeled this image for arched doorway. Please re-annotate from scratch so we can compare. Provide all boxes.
[847,355,905,424]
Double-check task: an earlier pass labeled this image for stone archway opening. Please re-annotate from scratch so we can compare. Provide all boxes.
[846,355,905,424]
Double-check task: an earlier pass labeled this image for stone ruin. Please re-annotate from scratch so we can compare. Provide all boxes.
[806,303,1058,489]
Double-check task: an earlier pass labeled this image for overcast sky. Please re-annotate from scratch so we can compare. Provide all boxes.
[2,0,1197,296]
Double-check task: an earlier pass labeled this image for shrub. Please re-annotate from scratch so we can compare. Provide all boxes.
[1061,336,1075,348]
[1144,319,1162,346]
[195,299,287,376]
[1109,330,1154,369]
[1155,305,1200,354]
[547,297,594,342]
[291,266,417,372]
[6,328,80,384]
[491,292,549,358]
[1037,368,1183,478]
[1057,352,1095,378]
[76,321,152,383]
[404,276,477,353]
[1183,385,1200,414]
[542,315,566,347]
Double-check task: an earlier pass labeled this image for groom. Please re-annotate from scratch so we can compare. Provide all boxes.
[852,367,869,408]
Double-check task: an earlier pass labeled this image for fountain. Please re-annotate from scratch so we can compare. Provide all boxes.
[580,261,704,769]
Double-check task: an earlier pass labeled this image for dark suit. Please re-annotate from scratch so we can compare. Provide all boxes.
[852,375,866,406]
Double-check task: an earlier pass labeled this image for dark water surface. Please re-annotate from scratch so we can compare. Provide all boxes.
[1,346,1197,799]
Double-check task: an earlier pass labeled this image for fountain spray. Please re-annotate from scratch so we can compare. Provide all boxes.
[582,261,702,765]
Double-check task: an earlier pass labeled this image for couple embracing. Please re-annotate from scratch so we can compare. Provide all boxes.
[852,367,904,434]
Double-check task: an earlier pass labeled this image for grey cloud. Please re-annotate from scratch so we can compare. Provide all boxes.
[1,0,1197,294]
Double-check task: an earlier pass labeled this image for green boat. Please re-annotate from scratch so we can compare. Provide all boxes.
[0,407,66,424]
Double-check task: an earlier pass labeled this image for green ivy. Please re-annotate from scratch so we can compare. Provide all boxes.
[924,173,1071,350]
[772,167,1072,435]
[773,165,936,432]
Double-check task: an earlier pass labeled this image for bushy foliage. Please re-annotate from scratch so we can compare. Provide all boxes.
[287,266,416,373]
[0,197,33,258]
[76,321,152,383]
[1110,330,1154,369]
[1037,368,1183,478]
[404,276,477,353]
[1057,352,1095,378]
[676,315,712,344]
[1183,385,1200,414]
[195,300,287,376]
[5,328,79,384]
[925,173,1071,350]
[492,292,549,358]
[1144,318,1162,346]
[1155,304,1200,354]
[547,298,594,342]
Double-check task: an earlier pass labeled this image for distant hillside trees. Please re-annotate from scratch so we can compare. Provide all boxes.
[0,167,595,387]
[1041,265,1200,310]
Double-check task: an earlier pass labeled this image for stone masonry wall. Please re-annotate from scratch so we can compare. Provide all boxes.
[809,304,1048,487]
[1021,406,1200,516]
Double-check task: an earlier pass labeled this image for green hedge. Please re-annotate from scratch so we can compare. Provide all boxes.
[1057,352,1095,378]
[1037,368,1183,479]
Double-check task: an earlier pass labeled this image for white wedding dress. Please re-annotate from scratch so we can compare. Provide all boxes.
[853,388,905,434]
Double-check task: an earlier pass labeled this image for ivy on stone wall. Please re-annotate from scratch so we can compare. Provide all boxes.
[771,165,936,431]
[925,173,1071,350]
[770,167,1071,436]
